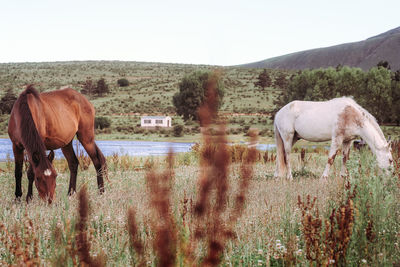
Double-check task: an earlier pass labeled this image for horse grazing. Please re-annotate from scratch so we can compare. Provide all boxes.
[8,85,107,203]
[274,97,393,179]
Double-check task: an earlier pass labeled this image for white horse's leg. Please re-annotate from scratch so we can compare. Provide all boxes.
[283,134,295,180]
[340,141,351,177]
[321,138,342,179]
[274,125,287,178]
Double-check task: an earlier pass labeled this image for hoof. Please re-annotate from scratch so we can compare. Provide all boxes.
[26,195,33,203]
[68,189,76,196]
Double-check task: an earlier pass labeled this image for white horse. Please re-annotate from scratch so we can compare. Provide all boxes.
[274,97,393,179]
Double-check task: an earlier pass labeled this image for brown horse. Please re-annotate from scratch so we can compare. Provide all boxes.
[8,85,107,203]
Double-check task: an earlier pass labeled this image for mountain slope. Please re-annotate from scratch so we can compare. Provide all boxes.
[242,27,400,70]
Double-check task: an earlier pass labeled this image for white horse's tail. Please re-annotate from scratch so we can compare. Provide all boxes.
[274,123,286,177]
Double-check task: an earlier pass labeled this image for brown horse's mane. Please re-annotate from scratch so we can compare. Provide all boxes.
[17,85,51,169]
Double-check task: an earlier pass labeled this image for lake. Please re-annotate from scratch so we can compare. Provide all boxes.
[0,138,276,161]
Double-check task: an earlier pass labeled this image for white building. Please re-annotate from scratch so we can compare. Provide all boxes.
[140,116,172,128]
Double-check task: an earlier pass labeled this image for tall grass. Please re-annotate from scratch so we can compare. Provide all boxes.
[0,142,399,265]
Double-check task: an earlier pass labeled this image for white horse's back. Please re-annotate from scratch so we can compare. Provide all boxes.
[275,98,359,142]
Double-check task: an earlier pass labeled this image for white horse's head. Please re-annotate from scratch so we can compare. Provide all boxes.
[375,143,393,170]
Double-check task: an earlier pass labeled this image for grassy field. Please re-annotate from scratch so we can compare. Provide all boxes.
[0,61,400,266]
[0,142,399,266]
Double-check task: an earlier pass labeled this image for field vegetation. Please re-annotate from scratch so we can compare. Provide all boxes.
[0,133,399,266]
[0,80,399,266]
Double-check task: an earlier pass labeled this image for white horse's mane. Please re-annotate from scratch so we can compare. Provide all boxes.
[339,97,386,141]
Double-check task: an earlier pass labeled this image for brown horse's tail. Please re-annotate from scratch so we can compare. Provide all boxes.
[16,85,48,167]
[274,123,287,178]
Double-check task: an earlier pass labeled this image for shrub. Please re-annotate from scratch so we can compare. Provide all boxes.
[94,116,111,129]
[117,78,130,87]
[173,124,184,137]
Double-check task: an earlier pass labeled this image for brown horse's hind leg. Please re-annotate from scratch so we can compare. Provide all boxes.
[61,142,79,195]
[77,138,107,193]
[26,164,34,202]
[13,144,24,200]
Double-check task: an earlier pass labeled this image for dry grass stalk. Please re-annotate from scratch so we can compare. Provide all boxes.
[390,140,400,180]
[229,130,258,224]
[324,197,355,266]
[263,150,276,163]
[0,213,40,266]
[145,151,177,267]
[126,207,145,267]
[124,70,256,266]
[298,183,356,266]
[76,142,91,171]
[300,148,306,164]
[298,195,322,265]
[75,185,106,267]
[192,70,257,266]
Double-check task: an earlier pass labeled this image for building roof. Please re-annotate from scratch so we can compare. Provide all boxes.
[141,116,171,119]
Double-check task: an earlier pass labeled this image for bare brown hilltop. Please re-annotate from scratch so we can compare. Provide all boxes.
[242,26,400,71]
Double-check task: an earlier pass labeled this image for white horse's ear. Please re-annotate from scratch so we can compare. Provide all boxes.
[44,169,51,176]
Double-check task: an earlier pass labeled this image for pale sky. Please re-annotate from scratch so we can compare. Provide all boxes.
[1,0,399,66]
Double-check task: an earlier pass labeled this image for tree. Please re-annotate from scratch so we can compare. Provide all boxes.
[254,69,272,90]
[390,70,400,125]
[81,77,95,97]
[173,71,224,121]
[274,72,289,89]
[362,67,392,122]
[96,78,109,97]
[377,60,391,70]
[0,88,17,114]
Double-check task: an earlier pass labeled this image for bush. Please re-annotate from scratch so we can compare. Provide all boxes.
[94,116,111,129]
[173,125,184,137]
[117,78,130,87]
[0,88,17,114]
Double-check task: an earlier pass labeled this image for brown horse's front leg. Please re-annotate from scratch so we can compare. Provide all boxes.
[26,164,34,202]
[61,142,79,195]
[94,143,107,193]
[79,141,107,194]
[13,144,24,200]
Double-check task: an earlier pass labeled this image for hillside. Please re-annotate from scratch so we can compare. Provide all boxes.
[242,26,400,70]
[0,61,286,140]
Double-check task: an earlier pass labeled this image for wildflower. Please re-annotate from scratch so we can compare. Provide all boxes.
[257,249,263,255]
[329,259,335,264]
[296,249,302,256]
[257,259,263,266]
[361,259,367,264]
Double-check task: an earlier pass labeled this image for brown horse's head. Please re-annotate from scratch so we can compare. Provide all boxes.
[32,150,57,203]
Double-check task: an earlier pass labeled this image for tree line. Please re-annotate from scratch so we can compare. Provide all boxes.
[273,64,400,124]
